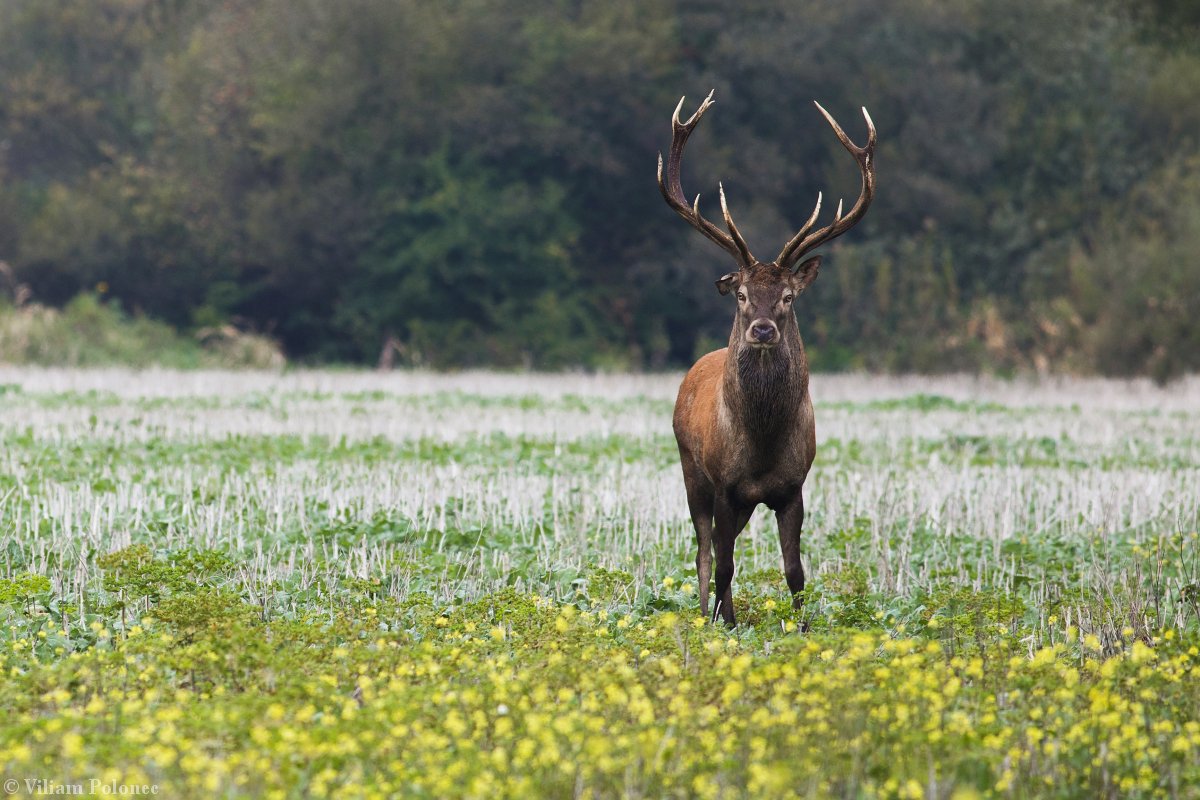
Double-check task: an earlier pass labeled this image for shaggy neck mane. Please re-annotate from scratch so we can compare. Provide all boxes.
[726,327,806,442]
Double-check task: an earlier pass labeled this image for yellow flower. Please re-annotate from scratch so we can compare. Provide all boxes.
[62,731,84,759]
[995,769,1014,792]
[1131,641,1155,664]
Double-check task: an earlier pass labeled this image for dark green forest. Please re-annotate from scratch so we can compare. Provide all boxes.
[2,0,1199,377]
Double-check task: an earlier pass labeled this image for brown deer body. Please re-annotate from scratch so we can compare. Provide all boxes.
[659,91,876,625]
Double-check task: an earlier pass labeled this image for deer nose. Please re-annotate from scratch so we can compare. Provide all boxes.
[751,323,777,343]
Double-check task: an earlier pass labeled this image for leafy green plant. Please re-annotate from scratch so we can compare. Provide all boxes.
[0,294,283,368]
[0,371,1198,796]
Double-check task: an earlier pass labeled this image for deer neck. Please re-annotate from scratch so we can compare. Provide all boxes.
[723,322,807,442]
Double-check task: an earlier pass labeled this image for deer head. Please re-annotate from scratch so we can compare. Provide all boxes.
[657,91,876,350]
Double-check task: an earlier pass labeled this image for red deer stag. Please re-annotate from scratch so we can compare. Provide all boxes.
[659,91,876,625]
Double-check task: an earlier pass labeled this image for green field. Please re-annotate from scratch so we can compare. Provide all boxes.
[1,368,1199,798]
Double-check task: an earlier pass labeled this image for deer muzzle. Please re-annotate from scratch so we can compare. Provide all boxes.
[747,320,779,346]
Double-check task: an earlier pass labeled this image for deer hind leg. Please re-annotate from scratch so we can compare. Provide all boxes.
[681,465,715,618]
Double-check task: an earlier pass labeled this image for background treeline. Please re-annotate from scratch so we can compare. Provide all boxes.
[1,0,1198,378]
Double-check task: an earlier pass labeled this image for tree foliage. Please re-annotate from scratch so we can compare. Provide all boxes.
[1,0,1198,377]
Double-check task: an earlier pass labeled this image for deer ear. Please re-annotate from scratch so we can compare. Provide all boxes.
[791,256,822,292]
[715,272,740,295]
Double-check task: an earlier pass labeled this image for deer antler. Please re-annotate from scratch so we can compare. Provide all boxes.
[776,102,876,271]
[658,91,756,266]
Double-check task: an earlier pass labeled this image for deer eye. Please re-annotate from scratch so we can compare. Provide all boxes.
[782,295,794,304]
[736,293,747,302]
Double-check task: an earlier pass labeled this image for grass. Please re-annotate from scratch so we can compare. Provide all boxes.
[1,368,1200,798]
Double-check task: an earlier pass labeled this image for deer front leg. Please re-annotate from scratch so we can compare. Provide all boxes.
[696,542,713,619]
[712,498,754,626]
[775,494,807,610]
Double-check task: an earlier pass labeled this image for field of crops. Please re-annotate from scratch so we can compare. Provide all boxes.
[1,367,1200,798]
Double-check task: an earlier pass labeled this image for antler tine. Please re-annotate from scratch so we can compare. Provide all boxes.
[671,95,687,126]
[673,89,715,130]
[658,91,756,265]
[812,102,874,159]
[719,183,755,266]
[777,102,877,271]
[775,191,823,270]
[862,106,877,149]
